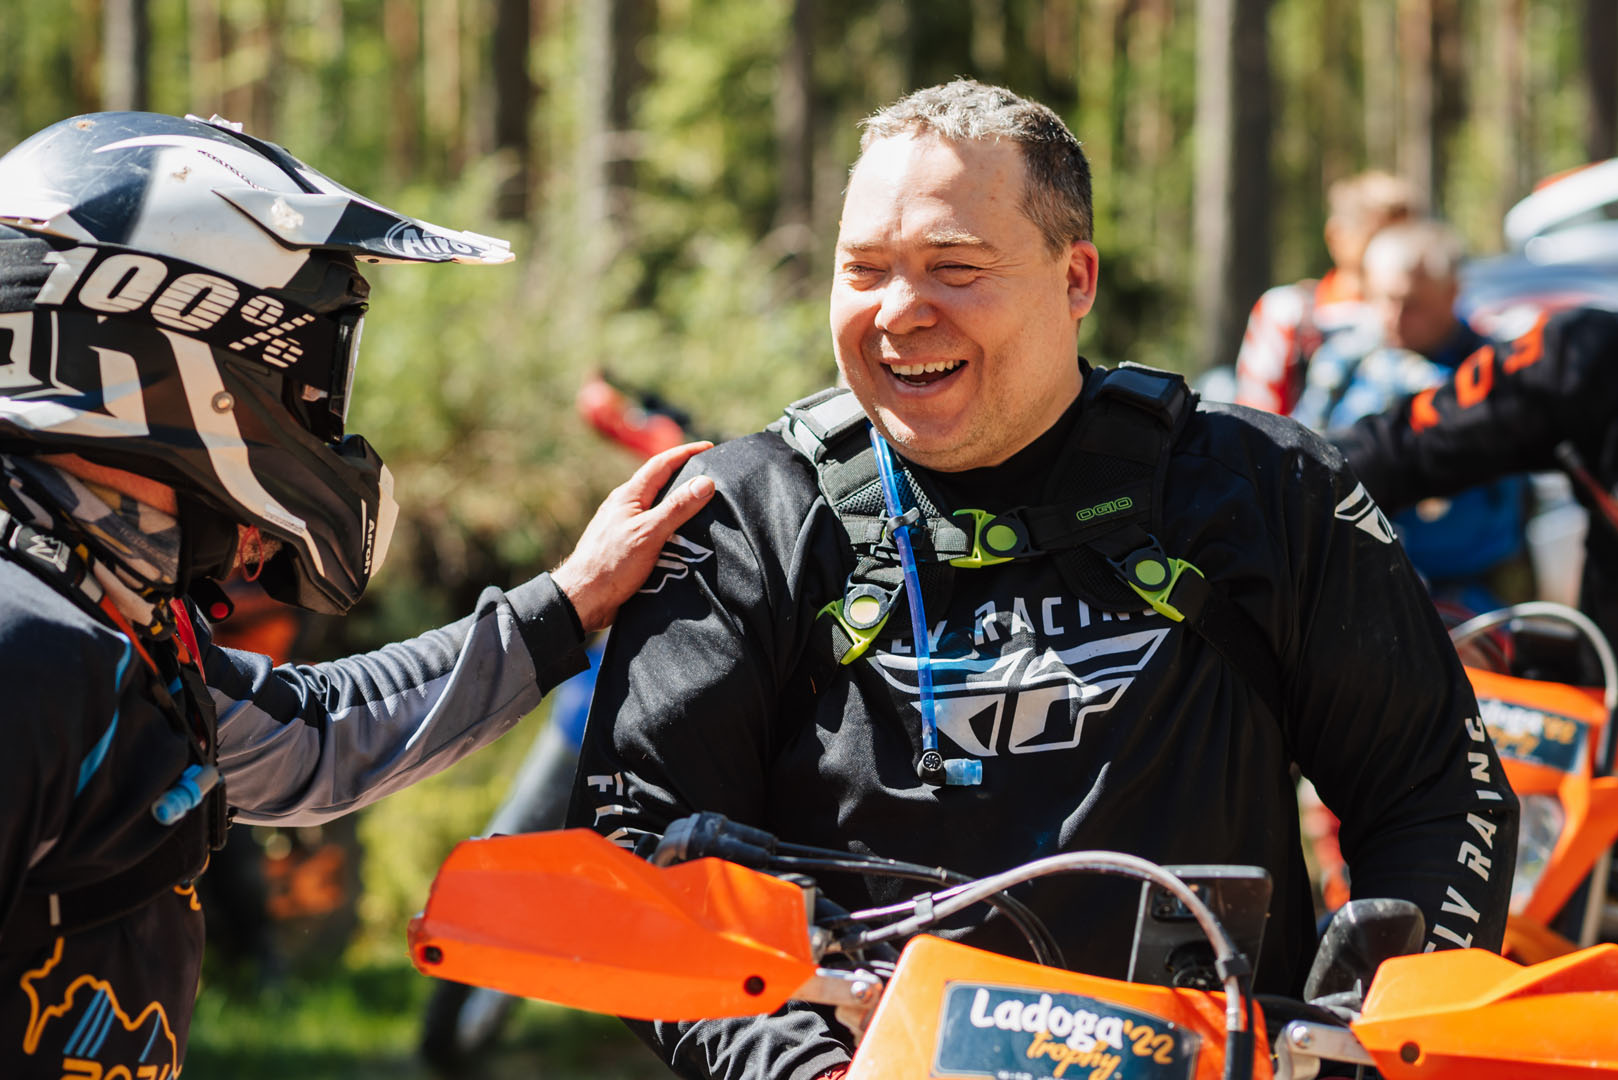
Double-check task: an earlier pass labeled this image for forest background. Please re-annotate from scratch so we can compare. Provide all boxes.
[4,1,1617,1076]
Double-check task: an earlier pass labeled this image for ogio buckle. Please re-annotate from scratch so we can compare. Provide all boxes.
[950,508,1035,568]
[1108,538,1202,623]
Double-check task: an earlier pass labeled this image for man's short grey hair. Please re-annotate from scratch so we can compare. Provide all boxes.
[1362,219,1465,283]
[858,80,1092,253]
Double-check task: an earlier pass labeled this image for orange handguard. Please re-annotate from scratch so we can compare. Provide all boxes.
[407,829,818,1021]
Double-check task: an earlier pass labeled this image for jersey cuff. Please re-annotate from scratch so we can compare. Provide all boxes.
[506,572,588,692]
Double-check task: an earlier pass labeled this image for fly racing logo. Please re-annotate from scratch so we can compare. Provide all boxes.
[1334,482,1396,544]
[637,534,714,594]
[870,627,1169,757]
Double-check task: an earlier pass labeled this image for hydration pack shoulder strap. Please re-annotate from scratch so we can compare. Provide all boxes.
[0,508,226,946]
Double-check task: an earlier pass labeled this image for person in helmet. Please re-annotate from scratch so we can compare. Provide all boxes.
[0,112,713,1078]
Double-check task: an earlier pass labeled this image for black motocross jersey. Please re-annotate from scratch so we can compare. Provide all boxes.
[1332,306,1618,644]
[569,371,1518,1080]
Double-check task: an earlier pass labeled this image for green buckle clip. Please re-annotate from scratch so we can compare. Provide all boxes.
[1116,548,1202,623]
[820,586,893,665]
[949,508,1025,568]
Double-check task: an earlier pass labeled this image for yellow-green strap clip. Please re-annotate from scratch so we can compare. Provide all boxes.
[820,589,891,665]
[1120,552,1202,623]
[949,508,1023,568]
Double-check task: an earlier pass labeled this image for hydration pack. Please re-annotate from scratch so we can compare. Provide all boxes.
[771,363,1285,722]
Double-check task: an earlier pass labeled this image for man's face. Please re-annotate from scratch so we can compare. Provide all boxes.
[829,134,1098,472]
[1366,261,1459,357]
[1324,210,1406,278]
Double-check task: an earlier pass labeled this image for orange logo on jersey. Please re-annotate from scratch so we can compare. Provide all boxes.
[1454,345,1496,408]
[19,938,179,1078]
[1503,313,1550,374]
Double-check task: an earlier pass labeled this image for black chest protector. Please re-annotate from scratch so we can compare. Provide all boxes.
[773,363,1285,723]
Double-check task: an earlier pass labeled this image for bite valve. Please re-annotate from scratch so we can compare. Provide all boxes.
[917,750,982,787]
[151,763,219,825]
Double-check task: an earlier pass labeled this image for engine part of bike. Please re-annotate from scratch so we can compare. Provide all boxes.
[408,829,817,1021]
[1301,898,1425,1005]
[1128,865,1273,991]
[869,426,981,787]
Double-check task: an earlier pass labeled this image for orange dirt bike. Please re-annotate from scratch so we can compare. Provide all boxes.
[1450,601,1618,962]
[408,814,1618,1079]
[1302,599,1618,965]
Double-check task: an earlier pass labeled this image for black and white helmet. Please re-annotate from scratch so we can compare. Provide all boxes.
[0,112,511,613]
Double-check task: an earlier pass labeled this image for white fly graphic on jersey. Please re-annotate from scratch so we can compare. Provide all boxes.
[870,626,1170,757]
[638,534,714,594]
[1334,482,1397,544]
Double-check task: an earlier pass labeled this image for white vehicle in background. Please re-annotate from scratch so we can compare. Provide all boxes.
[1462,158,1618,339]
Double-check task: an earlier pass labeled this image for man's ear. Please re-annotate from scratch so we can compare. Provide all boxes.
[1067,240,1100,320]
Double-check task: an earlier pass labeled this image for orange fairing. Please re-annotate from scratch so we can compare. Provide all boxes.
[407,829,817,1021]
[1468,666,1618,926]
[1354,944,1618,1077]
[848,935,1271,1080]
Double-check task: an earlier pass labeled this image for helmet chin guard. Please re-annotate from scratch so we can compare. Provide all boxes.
[0,112,509,612]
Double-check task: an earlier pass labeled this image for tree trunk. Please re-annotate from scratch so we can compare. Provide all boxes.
[423,0,464,175]
[1396,0,1434,210]
[1495,0,1529,210]
[188,0,223,116]
[1193,0,1273,370]
[491,0,533,220]
[773,0,816,287]
[970,0,1007,82]
[253,0,285,137]
[385,0,421,183]
[580,0,654,270]
[1128,0,1172,269]
[1040,0,1079,106]
[102,0,150,110]
[1362,0,1397,169]
[1429,0,1466,212]
[1586,0,1618,161]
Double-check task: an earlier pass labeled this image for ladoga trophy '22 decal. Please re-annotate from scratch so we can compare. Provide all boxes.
[871,627,1169,757]
[934,982,1198,1080]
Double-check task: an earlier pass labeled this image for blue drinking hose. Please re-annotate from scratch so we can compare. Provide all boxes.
[151,763,219,825]
[869,427,981,786]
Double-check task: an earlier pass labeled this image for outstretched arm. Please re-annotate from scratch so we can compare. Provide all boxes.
[1330,308,1618,512]
[208,442,715,826]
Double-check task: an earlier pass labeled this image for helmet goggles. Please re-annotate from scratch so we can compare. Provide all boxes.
[35,240,367,445]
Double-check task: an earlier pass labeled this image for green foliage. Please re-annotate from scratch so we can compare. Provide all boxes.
[188,958,662,1079]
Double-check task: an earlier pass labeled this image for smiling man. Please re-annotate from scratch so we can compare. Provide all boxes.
[570,81,1515,1080]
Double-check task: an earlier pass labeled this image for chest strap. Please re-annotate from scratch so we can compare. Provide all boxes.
[4,812,211,943]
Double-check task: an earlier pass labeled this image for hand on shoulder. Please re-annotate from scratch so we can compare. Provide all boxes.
[552,442,717,633]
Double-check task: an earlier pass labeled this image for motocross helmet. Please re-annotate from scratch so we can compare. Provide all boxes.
[0,112,511,613]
